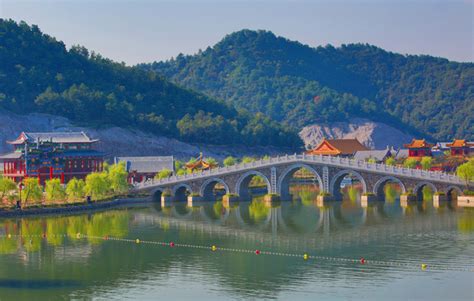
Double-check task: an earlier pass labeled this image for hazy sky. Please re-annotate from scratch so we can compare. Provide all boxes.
[1,0,473,65]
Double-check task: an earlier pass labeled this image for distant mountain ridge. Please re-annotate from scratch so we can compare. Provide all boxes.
[0,21,301,148]
[146,29,474,141]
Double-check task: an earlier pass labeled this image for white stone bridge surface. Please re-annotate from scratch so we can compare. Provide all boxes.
[133,154,469,201]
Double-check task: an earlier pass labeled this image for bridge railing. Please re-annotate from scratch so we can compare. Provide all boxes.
[135,153,464,189]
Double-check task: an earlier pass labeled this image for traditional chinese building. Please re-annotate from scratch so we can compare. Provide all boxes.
[446,139,473,156]
[306,138,368,157]
[114,156,174,183]
[403,139,434,158]
[185,153,217,171]
[0,132,104,184]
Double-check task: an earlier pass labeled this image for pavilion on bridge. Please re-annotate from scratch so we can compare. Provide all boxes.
[185,153,217,172]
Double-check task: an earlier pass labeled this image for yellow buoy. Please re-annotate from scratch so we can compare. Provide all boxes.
[136,239,140,244]
[303,253,309,261]
[7,234,11,239]
[76,233,81,239]
[211,245,217,251]
[421,264,427,270]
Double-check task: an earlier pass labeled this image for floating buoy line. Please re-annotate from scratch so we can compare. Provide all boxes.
[1,233,473,273]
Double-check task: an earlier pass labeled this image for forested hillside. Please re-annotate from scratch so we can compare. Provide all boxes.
[148,30,474,140]
[0,20,301,148]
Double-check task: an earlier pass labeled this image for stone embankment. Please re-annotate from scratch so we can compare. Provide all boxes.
[0,198,150,218]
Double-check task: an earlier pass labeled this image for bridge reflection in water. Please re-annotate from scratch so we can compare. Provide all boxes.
[1,185,473,301]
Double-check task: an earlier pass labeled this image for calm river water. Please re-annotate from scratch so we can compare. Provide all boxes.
[0,185,473,300]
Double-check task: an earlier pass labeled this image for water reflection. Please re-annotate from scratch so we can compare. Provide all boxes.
[0,185,473,301]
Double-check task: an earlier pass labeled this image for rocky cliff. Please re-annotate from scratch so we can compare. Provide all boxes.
[299,118,413,149]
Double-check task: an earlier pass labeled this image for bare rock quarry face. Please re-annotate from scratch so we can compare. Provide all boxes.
[300,118,413,150]
[0,110,288,160]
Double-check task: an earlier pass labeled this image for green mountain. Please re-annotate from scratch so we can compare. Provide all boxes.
[147,29,474,140]
[0,20,301,148]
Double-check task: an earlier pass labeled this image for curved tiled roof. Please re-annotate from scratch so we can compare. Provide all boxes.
[115,156,174,174]
[8,131,98,144]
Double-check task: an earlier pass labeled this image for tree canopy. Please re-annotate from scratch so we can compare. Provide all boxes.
[149,29,474,140]
[0,20,301,148]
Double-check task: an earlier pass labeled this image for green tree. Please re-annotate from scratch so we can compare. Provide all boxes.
[242,156,256,164]
[457,158,474,187]
[0,177,17,201]
[403,158,418,169]
[206,157,218,166]
[420,156,433,170]
[66,178,85,201]
[45,178,66,203]
[176,169,186,176]
[85,172,110,200]
[155,168,172,180]
[385,157,396,166]
[223,156,237,167]
[367,157,377,164]
[22,178,43,206]
[108,162,129,193]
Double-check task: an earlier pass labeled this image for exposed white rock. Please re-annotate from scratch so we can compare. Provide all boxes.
[300,118,413,150]
[0,110,287,160]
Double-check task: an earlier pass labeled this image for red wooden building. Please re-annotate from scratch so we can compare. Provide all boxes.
[446,139,473,156]
[306,138,368,157]
[403,139,434,158]
[0,132,104,184]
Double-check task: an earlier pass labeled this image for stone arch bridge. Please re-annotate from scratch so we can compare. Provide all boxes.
[133,154,469,201]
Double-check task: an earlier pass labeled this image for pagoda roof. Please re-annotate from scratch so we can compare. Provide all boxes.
[403,139,434,149]
[115,156,174,174]
[446,139,473,148]
[307,138,369,156]
[354,148,395,162]
[0,152,23,160]
[185,154,217,170]
[8,131,98,145]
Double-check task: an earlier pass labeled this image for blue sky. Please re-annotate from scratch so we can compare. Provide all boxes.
[1,0,472,65]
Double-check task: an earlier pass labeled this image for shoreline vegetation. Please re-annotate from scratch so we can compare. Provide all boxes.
[1,156,472,217]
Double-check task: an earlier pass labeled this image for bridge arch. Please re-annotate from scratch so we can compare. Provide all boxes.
[151,188,164,202]
[173,183,193,202]
[329,169,367,198]
[235,170,271,200]
[277,163,323,200]
[373,176,406,198]
[200,177,230,200]
[413,181,437,201]
[445,185,463,201]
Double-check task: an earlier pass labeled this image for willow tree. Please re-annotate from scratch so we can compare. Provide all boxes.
[85,172,110,200]
[108,162,129,194]
[66,178,86,201]
[22,178,43,206]
[45,178,66,203]
[457,158,474,188]
[0,177,17,202]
